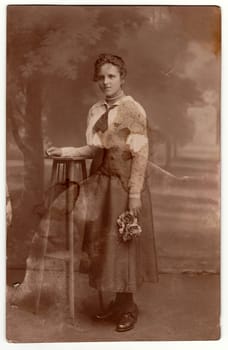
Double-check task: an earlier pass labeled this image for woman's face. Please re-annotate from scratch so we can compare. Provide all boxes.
[96,63,124,98]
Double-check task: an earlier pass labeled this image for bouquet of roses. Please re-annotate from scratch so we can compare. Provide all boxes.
[117,211,142,242]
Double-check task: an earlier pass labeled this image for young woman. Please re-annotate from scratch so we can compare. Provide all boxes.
[47,53,158,332]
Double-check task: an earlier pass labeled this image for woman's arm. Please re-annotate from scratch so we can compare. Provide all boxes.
[61,145,98,158]
[128,141,149,215]
[46,145,98,158]
[128,140,149,198]
[126,103,149,215]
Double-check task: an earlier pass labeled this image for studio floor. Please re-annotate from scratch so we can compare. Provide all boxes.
[6,271,220,343]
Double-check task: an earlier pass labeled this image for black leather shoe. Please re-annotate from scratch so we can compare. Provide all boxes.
[94,301,117,321]
[116,312,137,332]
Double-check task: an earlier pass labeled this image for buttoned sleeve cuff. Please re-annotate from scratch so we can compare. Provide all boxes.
[128,192,141,199]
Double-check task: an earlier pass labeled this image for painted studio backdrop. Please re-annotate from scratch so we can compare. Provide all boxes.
[6,6,220,342]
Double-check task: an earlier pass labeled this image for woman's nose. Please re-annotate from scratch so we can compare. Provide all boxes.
[104,76,110,85]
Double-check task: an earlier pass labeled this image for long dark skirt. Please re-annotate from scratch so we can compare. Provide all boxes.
[46,170,158,294]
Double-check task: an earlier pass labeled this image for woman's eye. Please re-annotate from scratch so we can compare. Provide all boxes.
[97,74,115,81]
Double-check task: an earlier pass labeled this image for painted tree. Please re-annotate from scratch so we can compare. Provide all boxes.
[7,6,104,208]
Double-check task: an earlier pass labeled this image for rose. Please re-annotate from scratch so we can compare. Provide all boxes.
[122,231,133,242]
[117,211,142,242]
[126,223,142,238]
[123,211,135,225]
[119,226,125,235]
[117,216,125,227]
[117,211,134,227]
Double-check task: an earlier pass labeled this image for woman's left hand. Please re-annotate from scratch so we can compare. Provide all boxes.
[128,197,142,217]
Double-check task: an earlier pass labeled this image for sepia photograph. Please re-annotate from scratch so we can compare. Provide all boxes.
[5,4,221,343]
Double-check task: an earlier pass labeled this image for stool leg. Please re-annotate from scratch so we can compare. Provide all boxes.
[66,161,75,324]
[47,160,58,207]
[57,163,61,183]
[81,160,87,180]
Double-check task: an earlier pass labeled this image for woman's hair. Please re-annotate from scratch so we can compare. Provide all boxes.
[93,53,127,81]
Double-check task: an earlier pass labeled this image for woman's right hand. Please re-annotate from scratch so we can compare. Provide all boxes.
[46,146,62,157]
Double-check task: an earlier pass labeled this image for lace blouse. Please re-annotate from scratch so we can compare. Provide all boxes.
[61,95,149,198]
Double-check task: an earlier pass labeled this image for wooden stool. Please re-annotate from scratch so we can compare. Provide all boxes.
[35,156,88,324]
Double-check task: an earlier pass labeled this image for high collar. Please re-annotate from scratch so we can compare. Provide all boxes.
[94,95,134,109]
[102,93,130,108]
[105,90,125,106]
